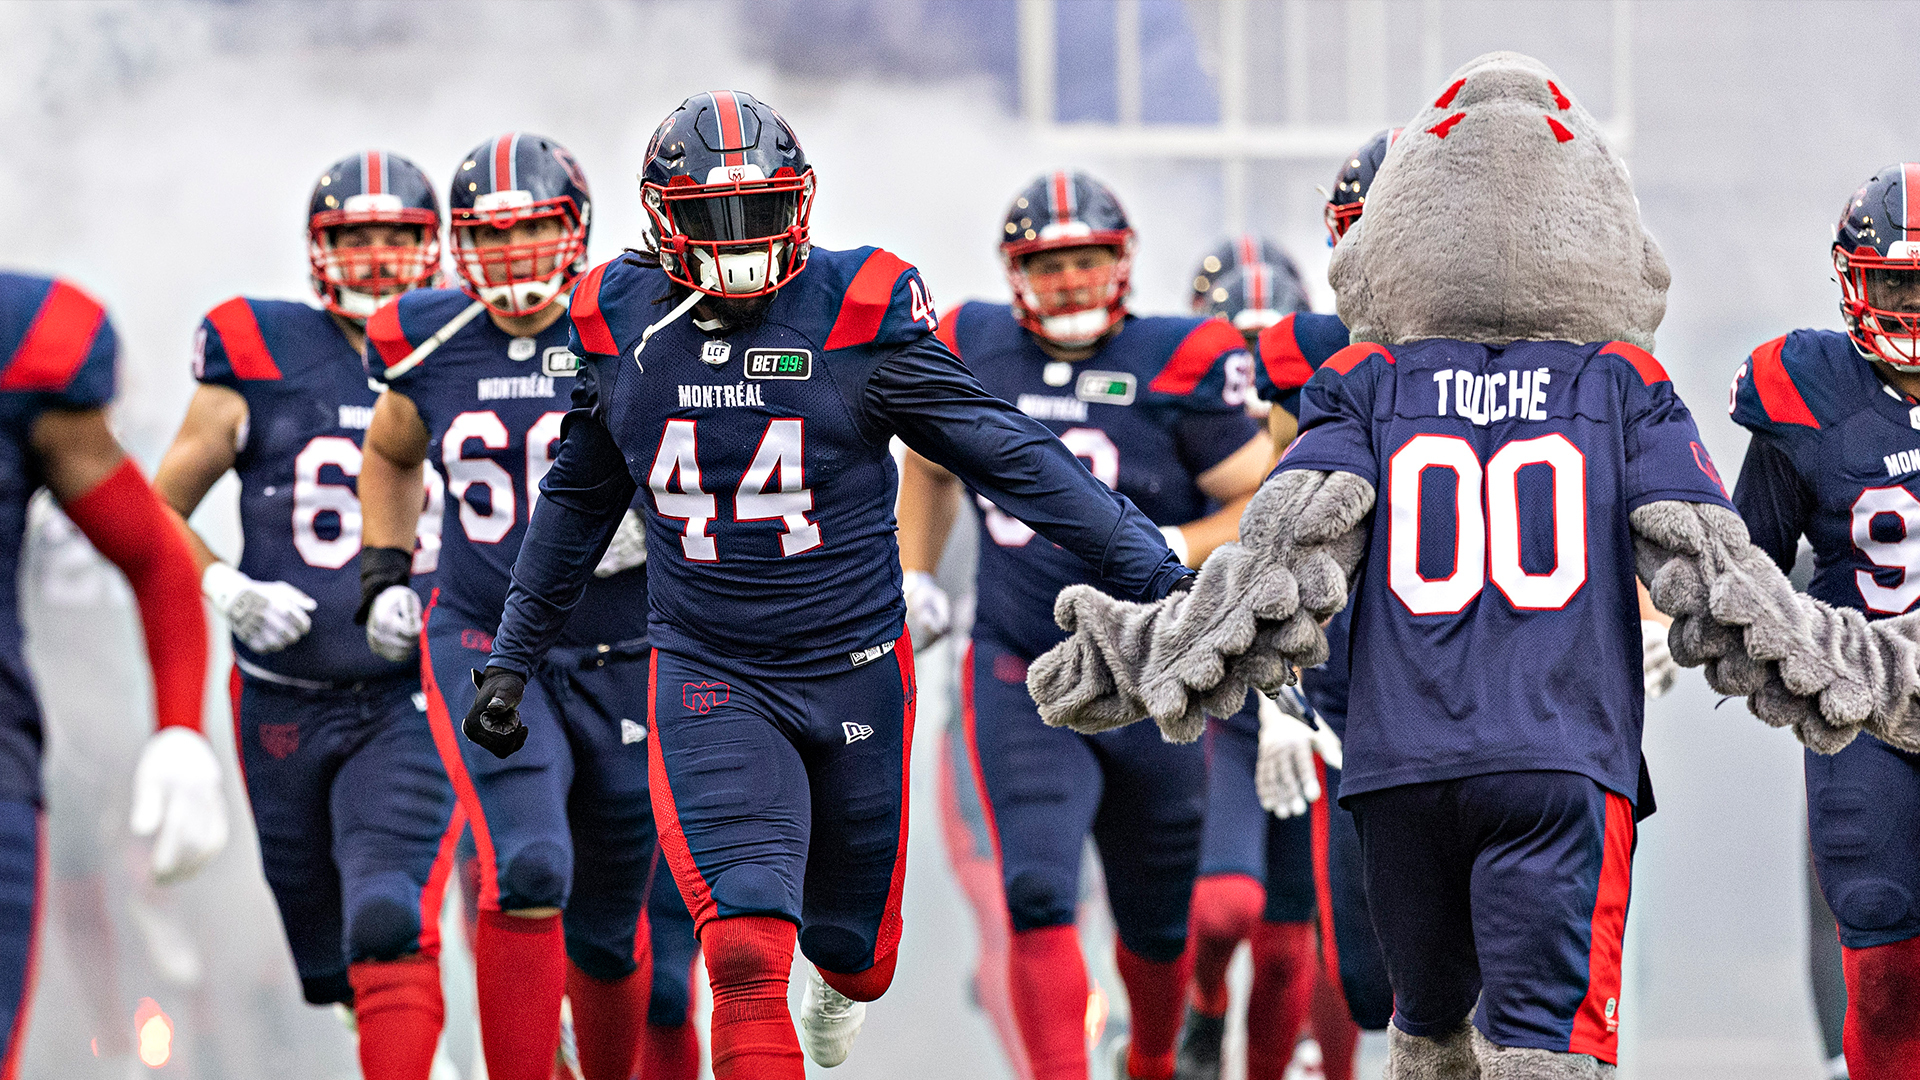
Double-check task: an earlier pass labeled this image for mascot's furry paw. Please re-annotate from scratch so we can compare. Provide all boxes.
[1386,1019,1480,1080]
[1470,1028,1613,1079]
[1028,469,1375,743]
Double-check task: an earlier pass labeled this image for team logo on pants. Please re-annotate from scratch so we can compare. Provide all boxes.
[259,723,300,760]
[842,722,873,745]
[683,680,730,713]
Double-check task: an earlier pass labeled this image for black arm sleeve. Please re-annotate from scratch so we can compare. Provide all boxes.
[864,336,1191,601]
[1731,434,1814,575]
[488,363,639,677]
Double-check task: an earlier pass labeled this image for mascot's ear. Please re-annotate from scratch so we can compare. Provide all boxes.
[1333,50,1666,350]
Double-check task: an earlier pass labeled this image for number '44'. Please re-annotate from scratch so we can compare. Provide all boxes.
[649,418,821,561]
[908,278,937,331]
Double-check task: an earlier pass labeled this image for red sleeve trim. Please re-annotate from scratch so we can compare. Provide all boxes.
[203,297,283,381]
[365,298,414,376]
[1323,341,1393,376]
[934,305,962,359]
[571,260,619,356]
[1599,340,1670,385]
[824,249,912,351]
[2,280,106,392]
[1748,335,1819,429]
[1148,318,1245,395]
[1255,314,1317,392]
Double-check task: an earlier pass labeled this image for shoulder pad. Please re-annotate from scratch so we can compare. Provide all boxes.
[1146,317,1246,396]
[1598,340,1671,385]
[1321,341,1394,376]
[1730,333,1822,433]
[821,247,938,351]
[934,304,963,359]
[196,297,283,384]
[2,277,113,398]
[570,257,624,357]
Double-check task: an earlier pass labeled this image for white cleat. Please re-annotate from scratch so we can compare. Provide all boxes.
[798,966,866,1067]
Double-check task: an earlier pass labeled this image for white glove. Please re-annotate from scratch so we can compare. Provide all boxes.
[902,569,952,650]
[203,562,316,653]
[1642,618,1677,700]
[594,509,648,578]
[365,585,423,662]
[1160,525,1192,567]
[1256,690,1324,818]
[130,727,229,885]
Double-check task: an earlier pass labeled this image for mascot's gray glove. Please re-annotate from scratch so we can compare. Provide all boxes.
[1026,469,1374,744]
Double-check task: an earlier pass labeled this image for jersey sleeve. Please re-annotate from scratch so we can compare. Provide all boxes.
[1145,318,1252,413]
[362,294,426,387]
[823,248,940,351]
[569,257,624,360]
[1254,312,1351,416]
[1731,434,1813,574]
[1607,342,1735,510]
[1728,334,1822,438]
[1,278,118,410]
[193,297,283,391]
[1273,343,1391,486]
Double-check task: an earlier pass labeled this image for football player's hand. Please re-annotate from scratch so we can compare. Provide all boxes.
[594,509,648,578]
[130,727,229,885]
[202,563,316,653]
[364,586,423,662]
[464,668,528,759]
[902,570,951,649]
[1256,689,1323,818]
[1642,618,1677,700]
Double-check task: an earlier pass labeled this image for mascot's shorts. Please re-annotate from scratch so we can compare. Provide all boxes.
[1199,701,1315,923]
[1806,732,1920,949]
[1349,770,1634,1064]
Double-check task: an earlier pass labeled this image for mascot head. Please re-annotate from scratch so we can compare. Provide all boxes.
[1329,51,1668,351]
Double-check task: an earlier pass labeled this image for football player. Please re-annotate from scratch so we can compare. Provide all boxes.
[151,152,457,1080]
[896,173,1271,1080]
[1727,163,1920,1079]
[355,132,697,1080]
[0,271,223,1075]
[466,93,1193,1080]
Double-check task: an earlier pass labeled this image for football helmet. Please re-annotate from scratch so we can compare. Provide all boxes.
[1001,171,1135,347]
[1197,260,1311,334]
[449,133,592,317]
[306,151,441,320]
[1324,127,1402,243]
[641,91,815,299]
[1189,234,1292,311]
[1835,163,1920,369]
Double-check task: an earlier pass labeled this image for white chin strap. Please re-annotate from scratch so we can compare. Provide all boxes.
[478,269,565,316]
[333,287,383,320]
[1036,307,1113,348]
[693,243,785,296]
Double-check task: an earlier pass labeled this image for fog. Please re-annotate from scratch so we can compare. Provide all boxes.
[5,2,1915,1077]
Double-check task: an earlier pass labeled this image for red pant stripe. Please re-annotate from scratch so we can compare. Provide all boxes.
[418,589,503,910]
[0,816,44,1080]
[648,649,718,934]
[1310,756,1340,983]
[870,627,916,966]
[1568,791,1634,1062]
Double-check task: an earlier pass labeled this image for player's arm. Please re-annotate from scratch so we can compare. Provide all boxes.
[1729,434,1814,575]
[1169,432,1268,566]
[355,387,430,660]
[894,448,960,646]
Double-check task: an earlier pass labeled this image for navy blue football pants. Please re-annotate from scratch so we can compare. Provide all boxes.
[1349,771,1634,1063]
[422,599,664,982]
[1315,763,1392,1029]
[965,637,1203,963]
[0,798,36,1077]
[1807,732,1920,948]
[233,668,459,1005]
[647,634,914,978]
[1200,705,1314,922]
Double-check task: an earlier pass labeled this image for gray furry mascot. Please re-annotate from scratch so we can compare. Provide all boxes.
[1025,51,1920,1079]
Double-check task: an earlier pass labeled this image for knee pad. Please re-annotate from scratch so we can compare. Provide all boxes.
[1831,878,1915,936]
[347,894,424,963]
[1004,869,1076,933]
[499,840,571,910]
[1189,874,1265,944]
[707,864,794,921]
[798,923,874,978]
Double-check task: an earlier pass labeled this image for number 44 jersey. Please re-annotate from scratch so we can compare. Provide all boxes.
[1278,338,1731,806]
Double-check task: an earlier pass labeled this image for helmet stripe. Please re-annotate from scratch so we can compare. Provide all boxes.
[1904,162,1920,241]
[508,133,522,191]
[1050,171,1073,224]
[1249,261,1267,310]
[712,90,746,167]
[365,150,384,195]
[1238,234,1257,269]
[490,134,513,194]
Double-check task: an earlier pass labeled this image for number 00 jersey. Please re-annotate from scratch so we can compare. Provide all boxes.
[1280,338,1731,804]
[1729,329,1920,618]
[940,302,1260,659]
[194,297,432,684]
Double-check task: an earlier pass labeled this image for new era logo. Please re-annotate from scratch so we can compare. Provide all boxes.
[683,680,730,714]
[620,719,646,745]
[849,640,896,667]
[843,722,874,745]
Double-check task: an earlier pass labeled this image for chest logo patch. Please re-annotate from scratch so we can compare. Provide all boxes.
[700,339,732,367]
[1075,370,1136,406]
[507,336,537,361]
[1043,361,1073,387]
[745,348,813,381]
[542,347,579,377]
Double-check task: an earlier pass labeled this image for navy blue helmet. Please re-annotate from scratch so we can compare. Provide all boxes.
[1000,171,1135,346]
[449,132,592,316]
[305,150,441,319]
[641,91,815,298]
[1189,234,1295,313]
[1325,127,1402,243]
[1835,163,1920,368]
[1197,260,1311,335]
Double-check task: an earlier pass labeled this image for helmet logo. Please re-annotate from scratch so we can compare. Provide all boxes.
[343,193,403,215]
[705,164,767,184]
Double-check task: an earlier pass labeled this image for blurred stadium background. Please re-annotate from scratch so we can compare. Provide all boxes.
[3,1,1915,1076]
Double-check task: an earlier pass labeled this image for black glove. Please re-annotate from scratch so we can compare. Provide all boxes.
[464,667,528,759]
[1163,571,1197,596]
[354,546,414,625]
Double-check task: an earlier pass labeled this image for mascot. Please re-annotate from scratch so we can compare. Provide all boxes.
[1027,51,1920,1078]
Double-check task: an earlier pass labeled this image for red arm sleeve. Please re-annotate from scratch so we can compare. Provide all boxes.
[61,459,208,732]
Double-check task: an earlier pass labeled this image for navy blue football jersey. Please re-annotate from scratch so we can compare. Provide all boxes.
[942,302,1261,658]
[0,272,118,800]
[1281,338,1731,804]
[366,288,646,646]
[1252,312,1354,419]
[483,247,1187,679]
[195,297,440,683]
[1729,329,1920,618]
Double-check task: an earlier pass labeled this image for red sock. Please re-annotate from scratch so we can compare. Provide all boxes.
[819,947,897,1002]
[1307,968,1360,1080]
[1842,936,1920,1080]
[349,956,445,1080]
[1009,925,1090,1080]
[1116,942,1192,1080]
[565,961,648,1080]
[703,916,803,1080]
[475,912,566,1080]
[1244,921,1317,1079]
[1187,874,1265,1017]
[640,1021,701,1080]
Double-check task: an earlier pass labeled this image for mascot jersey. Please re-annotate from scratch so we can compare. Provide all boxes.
[1279,337,1730,804]
[0,273,115,802]
[940,302,1259,659]
[196,297,430,683]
